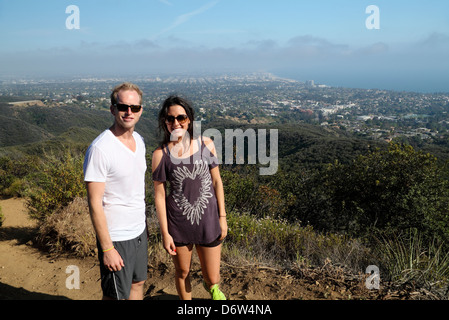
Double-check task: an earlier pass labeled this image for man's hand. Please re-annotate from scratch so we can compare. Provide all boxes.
[103,248,125,272]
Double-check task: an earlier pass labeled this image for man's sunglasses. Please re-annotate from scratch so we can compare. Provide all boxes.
[114,104,142,113]
[165,114,189,124]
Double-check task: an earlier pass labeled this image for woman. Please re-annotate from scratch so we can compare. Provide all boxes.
[152,95,228,300]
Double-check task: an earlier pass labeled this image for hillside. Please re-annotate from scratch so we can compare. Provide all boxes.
[0,102,159,156]
[0,100,382,171]
[275,123,385,170]
[2,99,449,300]
[0,114,52,147]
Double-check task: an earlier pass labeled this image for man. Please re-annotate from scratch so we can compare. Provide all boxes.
[83,82,147,300]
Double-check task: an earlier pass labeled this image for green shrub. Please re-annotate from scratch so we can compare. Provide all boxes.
[221,168,294,219]
[26,149,86,221]
[0,155,38,197]
[374,228,449,286]
[225,211,372,271]
[289,143,449,246]
[221,169,257,213]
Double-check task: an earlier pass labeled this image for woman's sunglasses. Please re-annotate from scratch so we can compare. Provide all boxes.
[165,114,189,124]
[114,104,142,113]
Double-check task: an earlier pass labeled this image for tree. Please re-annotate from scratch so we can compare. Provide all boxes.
[292,143,449,245]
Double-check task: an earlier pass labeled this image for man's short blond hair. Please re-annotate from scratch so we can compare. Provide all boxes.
[110,82,143,105]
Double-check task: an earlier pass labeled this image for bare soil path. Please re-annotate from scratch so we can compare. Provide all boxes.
[0,198,101,299]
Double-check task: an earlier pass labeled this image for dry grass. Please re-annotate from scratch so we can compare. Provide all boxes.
[224,212,375,273]
[37,197,96,257]
[31,198,449,300]
[36,198,375,274]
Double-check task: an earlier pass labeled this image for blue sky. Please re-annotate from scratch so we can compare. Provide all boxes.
[1,0,449,92]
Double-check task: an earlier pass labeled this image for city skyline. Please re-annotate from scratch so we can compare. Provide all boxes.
[1,0,449,92]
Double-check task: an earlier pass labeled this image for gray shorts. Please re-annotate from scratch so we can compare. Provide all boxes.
[97,229,148,300]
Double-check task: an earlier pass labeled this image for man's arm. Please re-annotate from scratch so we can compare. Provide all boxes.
[152,148,177,256]
[86,181,124,271]
[154,180,176,255]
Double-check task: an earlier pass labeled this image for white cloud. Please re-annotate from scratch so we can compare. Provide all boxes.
[152,0,220,39]
[2,31,448,92]
[417,32,449,49]
[158,0,173,6]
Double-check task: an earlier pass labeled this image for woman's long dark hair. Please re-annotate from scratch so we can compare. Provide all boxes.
[158,95,195,146]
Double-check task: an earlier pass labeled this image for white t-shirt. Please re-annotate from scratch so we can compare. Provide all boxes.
[83,129,147,242]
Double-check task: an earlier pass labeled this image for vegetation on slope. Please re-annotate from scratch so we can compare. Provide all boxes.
[2,103,449,295]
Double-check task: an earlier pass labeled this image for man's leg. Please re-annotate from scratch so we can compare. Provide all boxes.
[129,280,145,300]
[129,230,148,300]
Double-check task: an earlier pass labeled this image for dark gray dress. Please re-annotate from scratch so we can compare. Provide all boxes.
[152,138,221,245]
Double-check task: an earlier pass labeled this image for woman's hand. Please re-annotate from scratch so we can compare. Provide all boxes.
[162,233,177,256]
[219,216,228,241]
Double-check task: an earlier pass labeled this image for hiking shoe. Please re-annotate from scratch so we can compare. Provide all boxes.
[204,282,226,300]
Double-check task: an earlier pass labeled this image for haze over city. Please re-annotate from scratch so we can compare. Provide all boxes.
[1,0,448,92]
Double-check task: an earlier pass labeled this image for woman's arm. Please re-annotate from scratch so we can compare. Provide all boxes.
[210,166,228,240]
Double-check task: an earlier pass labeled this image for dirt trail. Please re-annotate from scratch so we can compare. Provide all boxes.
[0,198,102,299]
[0,198,386,300]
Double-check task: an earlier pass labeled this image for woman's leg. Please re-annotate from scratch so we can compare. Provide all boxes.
[172,244,194,300]
[196,243,222,289]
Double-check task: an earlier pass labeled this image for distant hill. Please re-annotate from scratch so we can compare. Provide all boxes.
[1,100,388,171]
[0,102,159,156]
[275,123,385,170]
[203,119,386,172]
[0,114,52,147]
